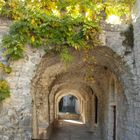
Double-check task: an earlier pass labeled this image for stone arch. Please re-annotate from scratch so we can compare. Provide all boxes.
[29,46,136,139]
[55,91,84,122]
[48,82,94,125]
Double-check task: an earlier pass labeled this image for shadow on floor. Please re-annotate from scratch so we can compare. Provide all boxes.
[50,120,100,140]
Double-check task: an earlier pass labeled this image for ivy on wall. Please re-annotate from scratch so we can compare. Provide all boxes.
[0,0,135,61]
[0,62,12,74]
[0,0,135,101]
[0,62,11,101]
[0,80,10,101]
[2,15,100,60]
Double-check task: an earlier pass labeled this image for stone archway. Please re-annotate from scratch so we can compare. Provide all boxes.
[30,46,135,140]
[55,90,86,122]
[56,94,81,121]
[49,83,93,125]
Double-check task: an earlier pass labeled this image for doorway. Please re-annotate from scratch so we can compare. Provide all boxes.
[108,78,117,140]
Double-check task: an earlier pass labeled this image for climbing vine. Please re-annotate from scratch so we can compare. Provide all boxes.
[0,80,10,101]
[0,62,12,74]
[2,14,100,60]
[0,0,135,100]
[0,62,11,101]
[0,0,135,61]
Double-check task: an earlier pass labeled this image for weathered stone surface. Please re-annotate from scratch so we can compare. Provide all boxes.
[0,1,140,139]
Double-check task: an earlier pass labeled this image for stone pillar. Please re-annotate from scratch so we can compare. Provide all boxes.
[32,100,39,139]
[132,0,140,139]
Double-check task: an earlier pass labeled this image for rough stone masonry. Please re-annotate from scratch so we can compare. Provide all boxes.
[0,1,140,140]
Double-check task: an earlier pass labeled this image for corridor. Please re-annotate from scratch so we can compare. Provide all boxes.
[50,120,100,140]
[31,48,130,140]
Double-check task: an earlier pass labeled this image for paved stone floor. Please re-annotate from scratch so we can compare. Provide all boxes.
[50,120,100,140]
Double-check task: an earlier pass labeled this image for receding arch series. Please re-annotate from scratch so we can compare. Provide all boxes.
[31,46,135,140]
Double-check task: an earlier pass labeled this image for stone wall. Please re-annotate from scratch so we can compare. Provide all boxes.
[133,0,140,139]
[0,19,45,139]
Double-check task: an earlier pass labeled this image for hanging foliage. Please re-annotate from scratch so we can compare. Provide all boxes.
[0,0,135,101]
[0,80,10,101]
[0,62,12,74]
[0,0,135,61]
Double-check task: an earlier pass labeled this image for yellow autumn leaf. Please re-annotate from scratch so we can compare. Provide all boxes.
[74,45,79,50]
[31,36,35,43]
[31,19,35,25]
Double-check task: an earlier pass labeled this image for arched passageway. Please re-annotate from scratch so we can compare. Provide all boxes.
[58,95,81,120]
[31,46,134,140]
[58,95,79,114]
